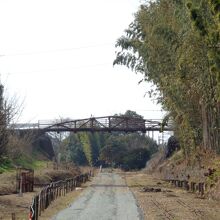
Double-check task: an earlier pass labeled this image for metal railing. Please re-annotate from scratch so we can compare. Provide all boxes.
[11,116,173,133]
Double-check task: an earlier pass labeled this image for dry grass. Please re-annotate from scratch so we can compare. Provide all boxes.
[0,163,81,195]
[0,181,92,220]
[124,171,220,220]
[123,171,169,188]
[0,171,17,195]
[0,190,41,220]
[79,166,96,175]
[40,181,91,220]
[0,164,93,219]
[39,190,82,220]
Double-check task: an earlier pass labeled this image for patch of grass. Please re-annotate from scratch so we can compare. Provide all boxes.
[32,160,49,170]
[14,155,34,169]
[207,166,220,186]
[169,149,184,163]
[0,158,13,173]
[0,154,50,174]
[14,154,49,170]
[212,158,220,169]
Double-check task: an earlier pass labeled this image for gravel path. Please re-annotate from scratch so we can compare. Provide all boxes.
[53,171,143,220]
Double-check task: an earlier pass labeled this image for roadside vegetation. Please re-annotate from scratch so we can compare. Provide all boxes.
[113,0,220,199]
[0,83,51,173]
[114,0,220,159]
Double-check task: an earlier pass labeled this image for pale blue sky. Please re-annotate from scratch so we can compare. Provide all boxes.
[0,0,165,126]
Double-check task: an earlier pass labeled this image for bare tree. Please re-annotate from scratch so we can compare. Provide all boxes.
[0,84,8,161]
[0,83,28,162]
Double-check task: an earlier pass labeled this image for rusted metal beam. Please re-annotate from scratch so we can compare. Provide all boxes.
[11,116,173,133]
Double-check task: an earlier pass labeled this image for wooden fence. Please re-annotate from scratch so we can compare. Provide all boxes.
[16,168,34,193]
[167,179,206,196]
[29,171,91,220]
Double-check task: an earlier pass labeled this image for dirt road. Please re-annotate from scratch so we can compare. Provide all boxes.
[125,172,220,220]
[53,170,143,220]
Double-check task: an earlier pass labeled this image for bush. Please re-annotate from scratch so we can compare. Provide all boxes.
[165,136,180,158]
[122,148,150,170]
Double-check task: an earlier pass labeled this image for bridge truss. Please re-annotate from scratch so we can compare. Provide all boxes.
[12,116,172,133]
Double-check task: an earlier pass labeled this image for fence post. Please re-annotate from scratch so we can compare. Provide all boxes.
[29,197,36,220]
[11,213,15,220]
[42,190,45,211]
[46,187,49,209]
[35,195,39,220]
[38,193,41,217]
[198,182,205,196]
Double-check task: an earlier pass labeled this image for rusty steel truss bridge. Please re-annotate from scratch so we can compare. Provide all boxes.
[12,116,172,133]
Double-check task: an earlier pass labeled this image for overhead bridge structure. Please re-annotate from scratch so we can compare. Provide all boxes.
[12,116,172,133]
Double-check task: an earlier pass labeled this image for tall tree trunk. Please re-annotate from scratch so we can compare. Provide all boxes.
[201,104,209,149]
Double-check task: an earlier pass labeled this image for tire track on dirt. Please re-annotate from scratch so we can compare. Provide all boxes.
[151,199,175,220]
[176,199,205,218]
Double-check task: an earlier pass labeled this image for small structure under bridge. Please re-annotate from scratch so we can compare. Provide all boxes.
[11,115,172,134]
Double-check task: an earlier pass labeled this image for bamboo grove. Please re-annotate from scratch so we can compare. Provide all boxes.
[114,0,220,156]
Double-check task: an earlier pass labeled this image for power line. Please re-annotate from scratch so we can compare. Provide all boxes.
[0,43,112,57]
[1,62,112,75]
